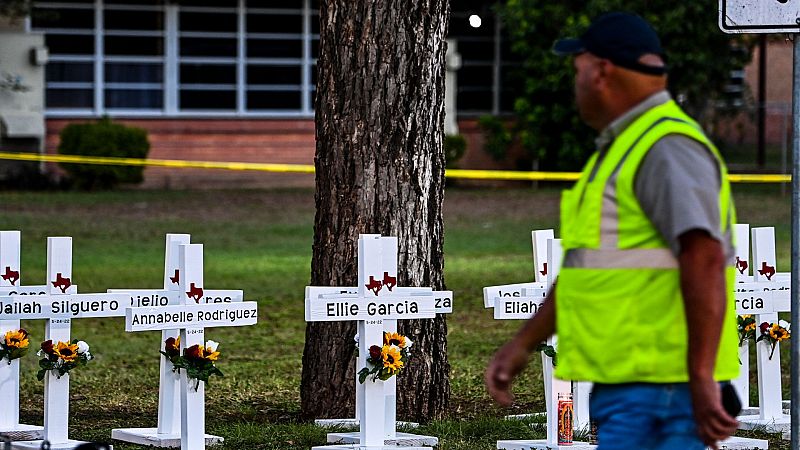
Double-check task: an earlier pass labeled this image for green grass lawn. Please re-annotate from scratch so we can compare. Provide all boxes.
[0,185,792,449]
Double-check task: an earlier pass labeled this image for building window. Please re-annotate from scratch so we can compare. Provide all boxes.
[448,1,522,116]
[32,0,316,117]
[33,0,515,117]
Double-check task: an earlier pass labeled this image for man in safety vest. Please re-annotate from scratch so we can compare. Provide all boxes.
[485,12,740,450]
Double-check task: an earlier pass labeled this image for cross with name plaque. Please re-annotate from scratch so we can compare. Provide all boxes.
[0,231,49,442]
[308,235,452,446]
[124,243,258,450]
[732,226,790,435]
[486,230,591,439]
[306,234,438,450]
[111,234,243,448]
[0,237,130,450]
[493,236,593,450]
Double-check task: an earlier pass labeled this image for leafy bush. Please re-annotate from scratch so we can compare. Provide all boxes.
[477,116,513,162]
[57,118,150,190]
[444,134,467,169]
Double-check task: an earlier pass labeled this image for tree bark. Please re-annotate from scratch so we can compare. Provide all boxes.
[301,0,450,422]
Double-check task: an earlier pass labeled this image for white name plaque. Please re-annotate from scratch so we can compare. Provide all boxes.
[109,289,244,307]
[306,296,436,322]
[126,301,259,331]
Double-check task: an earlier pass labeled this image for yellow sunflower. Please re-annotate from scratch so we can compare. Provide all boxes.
[54,341,79,362]
[770,324,790,342]
[381,345,404,373]
[384,332,407,348]
[745,322,757,332]
[4,329,29,349]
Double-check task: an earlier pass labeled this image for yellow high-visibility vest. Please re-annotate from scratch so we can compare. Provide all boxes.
[555,100,739,383]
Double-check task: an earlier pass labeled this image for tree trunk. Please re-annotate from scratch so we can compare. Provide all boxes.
[301,0,451,422]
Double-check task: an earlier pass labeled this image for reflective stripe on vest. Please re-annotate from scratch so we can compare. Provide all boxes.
[563,248,678,269]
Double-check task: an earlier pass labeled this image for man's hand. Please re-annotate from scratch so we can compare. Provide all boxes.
[485,339,531,406]
[689,377,739,448]
[485,290,557,406]
[678,229,739,448]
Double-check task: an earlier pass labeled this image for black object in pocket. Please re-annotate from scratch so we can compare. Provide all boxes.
[721,382,742,417]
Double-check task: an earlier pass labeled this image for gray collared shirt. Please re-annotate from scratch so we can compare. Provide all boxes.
[592,91,731,257]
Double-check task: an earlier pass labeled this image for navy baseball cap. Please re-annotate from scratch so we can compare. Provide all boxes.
[553,12,667,76]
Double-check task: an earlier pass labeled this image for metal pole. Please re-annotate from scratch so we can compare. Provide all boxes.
[790,33,800,450]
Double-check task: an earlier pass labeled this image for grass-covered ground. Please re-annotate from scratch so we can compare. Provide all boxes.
[0,185,792,449]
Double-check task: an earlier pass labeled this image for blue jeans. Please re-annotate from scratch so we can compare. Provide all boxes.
[590,383,704,450]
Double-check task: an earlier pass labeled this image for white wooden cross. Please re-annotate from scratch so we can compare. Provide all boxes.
[0,237,130,450]
[733,226,791,434]
[484,230,591,442]
[306,234,438,450]
[124,243,258,450]
[495,236,594,450]
[308,235,453,446]
[110,234,243,448]
[0,231,48,442]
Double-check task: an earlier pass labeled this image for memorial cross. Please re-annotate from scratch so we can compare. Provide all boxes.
[495,231,768,450]
[309,236,453,447]
[482,230,552,309]
[0,237,129,450]
[486,230,590,433]
[110,235,243,448]
[124,243,258,450]
[734,226,791,434]
[305,234,438,450]
[0,232,49,441]
[495,237,593,450]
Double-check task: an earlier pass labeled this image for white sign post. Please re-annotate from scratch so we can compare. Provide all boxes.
[306,234,439,450]
[2,237,129,450]
[124,243,258,450]
[0,231,48,441]
[111,235,243,448]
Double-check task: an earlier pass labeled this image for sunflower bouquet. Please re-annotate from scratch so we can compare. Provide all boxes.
[36,339,93,380]
[358,332,412,383]
[163,338,223,391]
[0,328,30,364]
[737,314,757,346]
[756,320,791,360]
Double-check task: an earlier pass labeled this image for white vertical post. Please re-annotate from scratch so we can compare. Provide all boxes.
[0,231,21,430]
[43,237,72,445]
[531,230,554,283]
[158,234,191,436]
[751,227,783,421]
[381,236,399,440]
[179,244,206,450]
[357,235,386,447]
[733,224,751,408]
[545,239,570,445]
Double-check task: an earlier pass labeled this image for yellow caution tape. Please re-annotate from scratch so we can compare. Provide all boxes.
[0,151,315,174]
[0,151,790,183]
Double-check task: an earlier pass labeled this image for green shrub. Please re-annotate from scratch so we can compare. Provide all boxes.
[477,115,513,162]
[57,118,150,190]
[444,134,467,169]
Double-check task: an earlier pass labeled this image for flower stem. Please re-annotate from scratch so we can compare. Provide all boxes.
[770,342,777,360]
